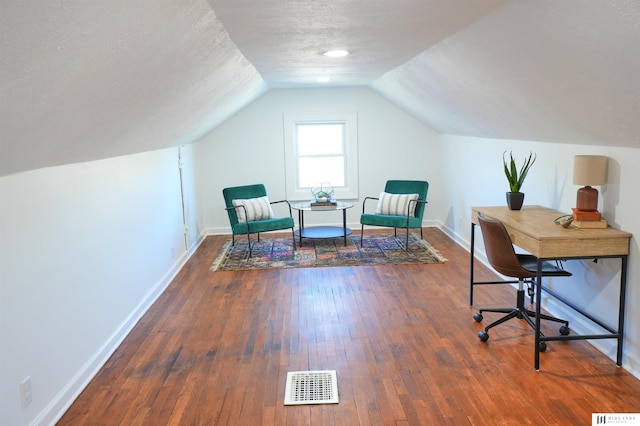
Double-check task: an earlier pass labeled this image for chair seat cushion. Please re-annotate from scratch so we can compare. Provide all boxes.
[518,254,573,277]
[375,192,419,216]
[360,213,422,229]
[232,216,294,235]
[232,196,275,223]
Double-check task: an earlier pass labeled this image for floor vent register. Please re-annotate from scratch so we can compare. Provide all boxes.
[284,370,339,405]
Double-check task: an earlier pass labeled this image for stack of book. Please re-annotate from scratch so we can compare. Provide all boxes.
[571,208,607,228]
[310,199,337,209]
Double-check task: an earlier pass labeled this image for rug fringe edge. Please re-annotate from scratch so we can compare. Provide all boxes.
[414,237,448,263]
[210,240,233,271]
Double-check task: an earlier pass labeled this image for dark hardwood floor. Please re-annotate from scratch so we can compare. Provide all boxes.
[58,228,640,425]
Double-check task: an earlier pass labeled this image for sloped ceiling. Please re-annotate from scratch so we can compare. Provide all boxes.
[0,0,266,177]
[373,1,640,146]
[1,0,639,177]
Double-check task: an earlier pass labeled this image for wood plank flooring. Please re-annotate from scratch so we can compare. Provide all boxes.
[58,228,640,425]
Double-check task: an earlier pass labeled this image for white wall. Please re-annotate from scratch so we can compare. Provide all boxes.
[437,135,640,377]
[0,146,202,425]
[194,87,445,233]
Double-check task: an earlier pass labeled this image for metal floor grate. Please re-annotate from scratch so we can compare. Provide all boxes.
[284,370,339,405]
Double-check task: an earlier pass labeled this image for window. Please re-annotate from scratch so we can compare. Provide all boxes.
[284,112,359,201]
[296,123,345,188]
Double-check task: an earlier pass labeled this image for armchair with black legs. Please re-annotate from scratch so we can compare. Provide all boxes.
[360,180,429,252]
[222,184,295,257]
[473,212,572,352]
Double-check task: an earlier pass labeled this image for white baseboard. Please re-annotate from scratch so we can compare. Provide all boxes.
[38,234,206,426]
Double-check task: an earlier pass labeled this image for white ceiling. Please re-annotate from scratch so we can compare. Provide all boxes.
[210,0,507,87]
[1,0,639,177]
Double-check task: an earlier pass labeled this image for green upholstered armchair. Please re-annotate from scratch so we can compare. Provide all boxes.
[360,180,429,251]
[222,184,295,257]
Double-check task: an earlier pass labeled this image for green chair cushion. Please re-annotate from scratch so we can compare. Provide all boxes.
[360,213,423,229]
[231,217,294,235]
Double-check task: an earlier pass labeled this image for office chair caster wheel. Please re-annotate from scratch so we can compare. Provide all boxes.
[559,325,570,335]
[478,331,489,342]
[473,312,483,322]
[539,342,547,352]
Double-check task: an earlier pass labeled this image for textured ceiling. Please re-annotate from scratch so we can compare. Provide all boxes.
[209,0,507,87]
[373,1,640,146]
[0,0,266,176]
[1,0,639,177]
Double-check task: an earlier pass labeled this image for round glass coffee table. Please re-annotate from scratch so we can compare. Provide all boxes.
[291,201,354,246]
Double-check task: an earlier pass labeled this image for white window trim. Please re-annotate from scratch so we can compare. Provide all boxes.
[283,112,359,201]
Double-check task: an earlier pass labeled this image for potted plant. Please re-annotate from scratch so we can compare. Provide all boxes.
[503,151,536,210]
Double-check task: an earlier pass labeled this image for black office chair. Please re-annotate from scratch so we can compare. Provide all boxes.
[473,212,571,351]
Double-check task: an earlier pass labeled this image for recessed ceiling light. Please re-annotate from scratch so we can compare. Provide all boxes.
[324,50,349,58]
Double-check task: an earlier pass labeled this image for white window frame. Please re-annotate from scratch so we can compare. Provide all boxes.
[283,112,359,201]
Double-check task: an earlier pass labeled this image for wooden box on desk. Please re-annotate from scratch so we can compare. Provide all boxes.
[573,219,608,229]
[571,207,607,228]
[571,208,602,221]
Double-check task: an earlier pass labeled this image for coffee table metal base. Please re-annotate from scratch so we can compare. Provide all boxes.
[295,226,352,242]
[291,201,355,247]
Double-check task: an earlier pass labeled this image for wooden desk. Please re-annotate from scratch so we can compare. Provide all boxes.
[469,205,632,370]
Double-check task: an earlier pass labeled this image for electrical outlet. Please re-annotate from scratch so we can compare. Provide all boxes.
[20,376,32,408]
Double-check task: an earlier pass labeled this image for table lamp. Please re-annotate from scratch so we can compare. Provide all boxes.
[573,155,608,212]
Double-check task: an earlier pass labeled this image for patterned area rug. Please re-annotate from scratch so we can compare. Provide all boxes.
[211,233,446,271]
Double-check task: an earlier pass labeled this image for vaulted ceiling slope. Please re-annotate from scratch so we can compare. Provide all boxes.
[373,1,640,147]
[0,0,266,177]
[1,1,639,177]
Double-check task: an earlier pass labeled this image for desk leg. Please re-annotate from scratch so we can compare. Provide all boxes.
[534,258,543,371]
[617,255,629,366]
[470,222,476,306]
[298,210,304,247]
[342,208,347,246]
